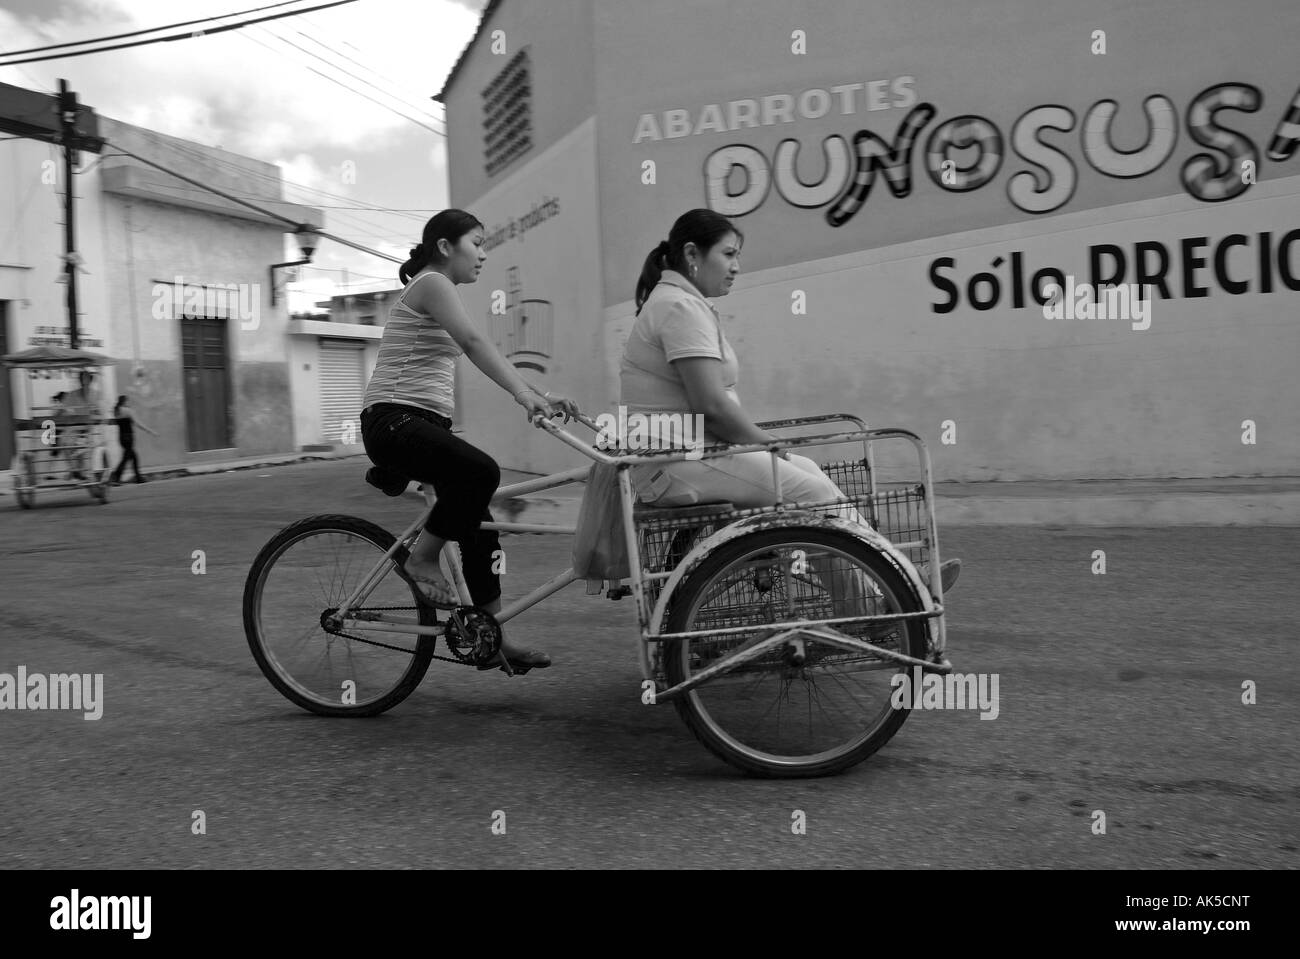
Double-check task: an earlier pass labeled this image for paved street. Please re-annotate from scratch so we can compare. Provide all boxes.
[1,459,1297,868]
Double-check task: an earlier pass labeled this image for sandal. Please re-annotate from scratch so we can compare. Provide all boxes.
[477,649,552,675]
[404,568,460,609]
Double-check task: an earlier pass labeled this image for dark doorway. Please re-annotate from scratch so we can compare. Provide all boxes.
[180,316,233,451]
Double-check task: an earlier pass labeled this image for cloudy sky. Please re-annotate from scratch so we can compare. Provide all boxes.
[0,0,488,309]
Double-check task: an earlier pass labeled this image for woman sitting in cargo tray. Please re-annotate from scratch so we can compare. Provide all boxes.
[622,208,960,593]
[360,209,580,675]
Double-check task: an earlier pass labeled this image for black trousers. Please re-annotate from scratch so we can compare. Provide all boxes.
[111,440,142,481]
[360,402,502,605]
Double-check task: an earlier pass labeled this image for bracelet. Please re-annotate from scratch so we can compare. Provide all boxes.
[513,388,539,402]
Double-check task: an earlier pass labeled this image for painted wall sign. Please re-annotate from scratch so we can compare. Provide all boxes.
[482,195,561,252]
[632,76,917,142]
[27,325,104,348]
[929,228,1300,313]
[698,81,1300,223]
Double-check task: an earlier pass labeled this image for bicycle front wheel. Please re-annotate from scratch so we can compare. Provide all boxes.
[663,527,928,777]
[243,514,437,716]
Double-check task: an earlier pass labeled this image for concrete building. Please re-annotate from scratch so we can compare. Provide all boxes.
[435,0,1300,481]
[0,94,390,468]
[314,289,399,327]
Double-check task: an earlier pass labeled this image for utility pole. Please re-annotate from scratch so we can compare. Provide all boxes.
[58,79,80,350]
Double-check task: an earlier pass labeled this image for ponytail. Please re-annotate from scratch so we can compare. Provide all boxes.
[398,243,431,285]
[634,240,673,313]
[399,209,485,284]
[633,209,742,313]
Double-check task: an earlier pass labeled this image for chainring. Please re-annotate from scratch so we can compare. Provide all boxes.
[443,607,504,666]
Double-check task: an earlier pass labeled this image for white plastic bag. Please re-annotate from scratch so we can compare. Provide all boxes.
[571,461,630,590]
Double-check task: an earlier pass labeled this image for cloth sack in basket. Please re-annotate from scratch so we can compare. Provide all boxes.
[571,460,631,594]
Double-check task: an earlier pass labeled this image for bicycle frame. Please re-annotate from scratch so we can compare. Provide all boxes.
[332,411,950,697]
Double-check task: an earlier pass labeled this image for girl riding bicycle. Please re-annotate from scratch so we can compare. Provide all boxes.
[360,209,580,674]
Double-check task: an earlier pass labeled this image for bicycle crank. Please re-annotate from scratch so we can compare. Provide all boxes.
[443,607,504,667]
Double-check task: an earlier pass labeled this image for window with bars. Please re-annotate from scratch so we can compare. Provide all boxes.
[483,48,533,176]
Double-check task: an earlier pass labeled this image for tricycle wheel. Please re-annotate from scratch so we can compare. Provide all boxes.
[663,527,928,778]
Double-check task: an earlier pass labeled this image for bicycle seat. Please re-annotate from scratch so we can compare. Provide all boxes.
[365,466,410,497]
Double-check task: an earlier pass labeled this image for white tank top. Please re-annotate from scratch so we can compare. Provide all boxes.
[362,271,463,418]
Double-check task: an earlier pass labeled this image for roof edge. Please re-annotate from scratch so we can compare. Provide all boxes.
[433,0,506,103]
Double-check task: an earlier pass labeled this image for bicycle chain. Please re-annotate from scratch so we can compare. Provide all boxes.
[326,605,476,666]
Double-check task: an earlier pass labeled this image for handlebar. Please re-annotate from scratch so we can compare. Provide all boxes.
[528,408,923,467]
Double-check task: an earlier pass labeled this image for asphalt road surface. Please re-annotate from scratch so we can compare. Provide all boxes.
[1,460,1296,868]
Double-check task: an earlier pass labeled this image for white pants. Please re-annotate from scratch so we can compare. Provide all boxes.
[631,452,866,526]
[633,453,880,609]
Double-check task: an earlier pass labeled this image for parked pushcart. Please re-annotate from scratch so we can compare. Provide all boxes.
[4,345,114,508]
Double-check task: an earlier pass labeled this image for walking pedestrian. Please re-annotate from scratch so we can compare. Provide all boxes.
[110,394,157,484]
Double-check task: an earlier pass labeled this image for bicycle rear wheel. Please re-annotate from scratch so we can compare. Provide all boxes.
[663,527,928,777]
[243,514,437,716]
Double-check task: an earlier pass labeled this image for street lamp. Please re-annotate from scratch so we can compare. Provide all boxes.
[269,226,318,307]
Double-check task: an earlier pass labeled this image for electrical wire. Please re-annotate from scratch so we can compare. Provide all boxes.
[134,128,434,237]
[0,43,56,93]
[237,29,444,137]
[99,137,403,263]
[0,0,315,57]
[256,25,445,131]
[0,0,359,66]
[292,10,447,113]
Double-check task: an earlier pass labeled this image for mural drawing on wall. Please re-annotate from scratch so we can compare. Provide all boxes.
[487,266,553,374]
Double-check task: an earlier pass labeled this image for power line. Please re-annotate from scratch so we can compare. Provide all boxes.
[258,25,445,130]
[133,133,420,253]
[238,29,444,137]
[289,22,444,115]
[100,137,403,264]
[133,128,431,242]
[0,0,359,67]
[0,44,56,93]
[123,129,432,260]
[299,265,401,281]
[284,12,447,117]
[295,205,440,212]
[0,0,313,57]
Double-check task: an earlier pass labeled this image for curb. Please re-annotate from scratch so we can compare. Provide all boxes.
[0,450,364,495]
[6,454,1298,526]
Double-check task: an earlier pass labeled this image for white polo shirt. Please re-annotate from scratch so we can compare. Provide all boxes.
[619,269,740,445]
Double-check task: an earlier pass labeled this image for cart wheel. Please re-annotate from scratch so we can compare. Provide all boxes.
[663,527,928,778]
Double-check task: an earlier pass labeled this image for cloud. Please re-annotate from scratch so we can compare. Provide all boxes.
[0,0,476,154]
[1,0,477,296]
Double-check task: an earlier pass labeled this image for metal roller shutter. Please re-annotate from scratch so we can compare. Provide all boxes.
[318,340,365,445]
